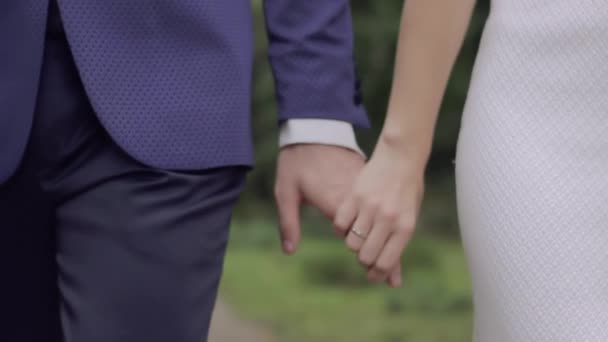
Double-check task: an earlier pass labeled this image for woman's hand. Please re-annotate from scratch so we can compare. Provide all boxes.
[334,139,425,287]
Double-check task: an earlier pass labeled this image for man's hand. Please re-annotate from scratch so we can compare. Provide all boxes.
[274,144,365,255]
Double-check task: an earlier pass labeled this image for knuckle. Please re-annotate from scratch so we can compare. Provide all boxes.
[396,217,416,233]
[379,207,400,222]
[364,198,381,212]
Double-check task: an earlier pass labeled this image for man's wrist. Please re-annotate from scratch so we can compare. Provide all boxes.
[279,119,365,158]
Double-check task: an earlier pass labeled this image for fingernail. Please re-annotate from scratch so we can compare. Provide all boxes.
[282,240,294,254]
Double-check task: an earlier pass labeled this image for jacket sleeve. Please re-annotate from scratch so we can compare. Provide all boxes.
[263,0,370,128]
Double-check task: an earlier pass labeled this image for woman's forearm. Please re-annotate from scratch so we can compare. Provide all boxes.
[378,0,476,170]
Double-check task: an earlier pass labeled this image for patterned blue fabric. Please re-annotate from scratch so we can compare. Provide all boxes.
[0,0,49,183]
[0,0,368,183]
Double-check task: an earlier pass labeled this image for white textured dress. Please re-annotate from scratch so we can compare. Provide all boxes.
[455,1,608,341]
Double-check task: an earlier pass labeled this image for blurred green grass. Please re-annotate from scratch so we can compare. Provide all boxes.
[220,220,472,342]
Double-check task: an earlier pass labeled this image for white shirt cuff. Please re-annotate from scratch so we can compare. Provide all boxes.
[279,119,365,158]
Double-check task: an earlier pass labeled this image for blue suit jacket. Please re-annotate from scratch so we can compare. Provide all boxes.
[0,0,368,183]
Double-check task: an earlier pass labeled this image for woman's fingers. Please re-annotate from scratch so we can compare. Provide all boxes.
[340,196,414,287]
[345,207,374,252]
[358,218,392,275]
[333,147,423,288]
[369,219,414,282]
[387,264,402,288]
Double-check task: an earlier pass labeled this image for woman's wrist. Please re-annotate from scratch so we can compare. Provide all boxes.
[373,134,430,176]
[380,125,431,155]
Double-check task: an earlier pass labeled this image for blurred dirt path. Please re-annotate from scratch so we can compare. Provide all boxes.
[208,300,278,342]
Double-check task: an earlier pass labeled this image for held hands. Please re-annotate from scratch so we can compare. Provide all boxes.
[275,142,423,288]
[334,139,425,288]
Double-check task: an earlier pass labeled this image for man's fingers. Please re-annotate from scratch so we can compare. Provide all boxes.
[275,184,302,255]
[304,183,343,220]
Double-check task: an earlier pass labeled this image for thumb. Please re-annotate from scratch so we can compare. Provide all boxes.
[275,185,302,255]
